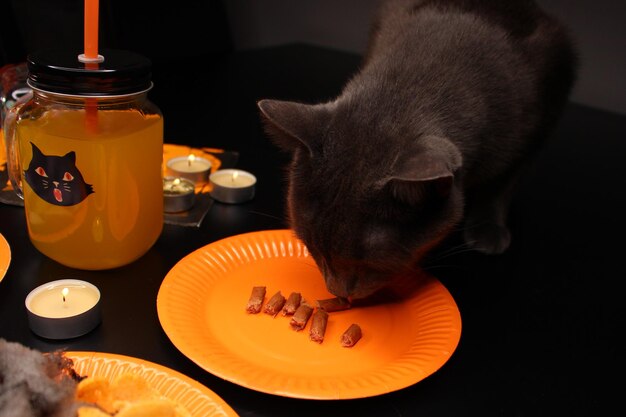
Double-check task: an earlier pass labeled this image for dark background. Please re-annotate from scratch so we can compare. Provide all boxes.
[221,0,626,116]
[1,0,625,115]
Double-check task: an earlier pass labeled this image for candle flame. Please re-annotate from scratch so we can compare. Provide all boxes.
[173,178,181,185]
[62,287,69,303]
[187,154,196,167]
[232,171,239,182]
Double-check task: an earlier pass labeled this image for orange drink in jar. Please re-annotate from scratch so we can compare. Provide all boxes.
[5,49,164,270]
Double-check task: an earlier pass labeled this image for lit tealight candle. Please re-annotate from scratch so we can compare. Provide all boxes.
[25,279,101,339]
[209,169,256,204]
[166,154,212,184]
[163,176,196,213]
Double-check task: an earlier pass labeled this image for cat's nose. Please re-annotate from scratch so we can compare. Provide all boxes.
[324,274,356,299]
[53,181,59,187]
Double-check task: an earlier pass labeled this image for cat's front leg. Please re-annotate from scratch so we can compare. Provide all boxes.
[463,173,519,255]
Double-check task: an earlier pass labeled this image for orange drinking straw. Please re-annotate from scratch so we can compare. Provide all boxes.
[85,69,98,133]
[84,0,99,60]
[82,0,100,133]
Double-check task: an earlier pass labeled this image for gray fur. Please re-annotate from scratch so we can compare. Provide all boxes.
[259,0,577,299]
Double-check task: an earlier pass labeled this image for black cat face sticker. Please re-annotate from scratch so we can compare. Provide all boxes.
[24,142,94,206]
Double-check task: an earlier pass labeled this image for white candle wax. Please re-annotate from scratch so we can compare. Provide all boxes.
[210,170,256,188]
[27,280,100,318]
[209,169,257,204]
[163,177,195,195]
[166,155,212,184]
[168,157,211,173]
[163,176,196,213]
[25,279,102,339]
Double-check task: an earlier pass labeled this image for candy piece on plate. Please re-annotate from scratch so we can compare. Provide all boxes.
[263,291,286,316]
[246,286,266,314]
[289,304,313,331]
[281,292,302,316]
[340,323,362,347]
[309,309,329,343]
[109,373,157,405]
[316,297,351,312]
[76,377,116,414]
[114,398,178,417]
[78,406,112,417]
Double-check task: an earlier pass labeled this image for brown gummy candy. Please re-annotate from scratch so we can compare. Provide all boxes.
[309,309,329,343]
[289,304,313,331]
[281,292,302,316]
[340,323,362,347]
[263,291,286,316]
[316,296,351,312]
[246,286,266,314]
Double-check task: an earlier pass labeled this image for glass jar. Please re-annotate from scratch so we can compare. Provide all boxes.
[5,48,164,270]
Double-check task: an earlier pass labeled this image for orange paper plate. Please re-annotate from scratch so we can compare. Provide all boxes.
[157,229,462,399]
[0,233,10,283]
[66,351,239,417]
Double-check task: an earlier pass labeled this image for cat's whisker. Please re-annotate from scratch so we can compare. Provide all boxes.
[422,263,473,273]
[449,222,480,233]
[302,263,321,271]
[430,240,473,257]
[435,246,476,261]
[247,210,285,222]
[390,241,414,255]
[425,243,476,264]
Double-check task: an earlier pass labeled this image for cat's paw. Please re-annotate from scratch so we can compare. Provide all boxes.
[464,223,511,255]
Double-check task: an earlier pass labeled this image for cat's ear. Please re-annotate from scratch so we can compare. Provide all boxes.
[257,99,330,155]
[30,142,44,158]
[29,142,75,163]
[63,151,76,164]
[385,137,462,203]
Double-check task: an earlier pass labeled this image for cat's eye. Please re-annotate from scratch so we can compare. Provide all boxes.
[35,167,47,177]
[63,172,74,181]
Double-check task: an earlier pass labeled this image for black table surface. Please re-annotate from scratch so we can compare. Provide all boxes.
[1,44,624,417]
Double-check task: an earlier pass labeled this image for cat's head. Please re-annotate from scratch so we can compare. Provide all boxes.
[24,142,94,206]
[258,99,464,300]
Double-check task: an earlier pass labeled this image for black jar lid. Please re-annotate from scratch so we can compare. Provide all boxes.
[27,48,152,96]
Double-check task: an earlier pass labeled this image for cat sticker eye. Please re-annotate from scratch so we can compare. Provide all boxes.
[63,172,74,181]
[35,167,47,177]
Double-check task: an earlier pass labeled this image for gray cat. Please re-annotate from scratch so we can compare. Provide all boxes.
[258,0,577,300]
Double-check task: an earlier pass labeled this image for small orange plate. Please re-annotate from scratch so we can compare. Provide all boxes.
[0,233,10,283]
[157,229,462,399]
[67,351,239,417]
